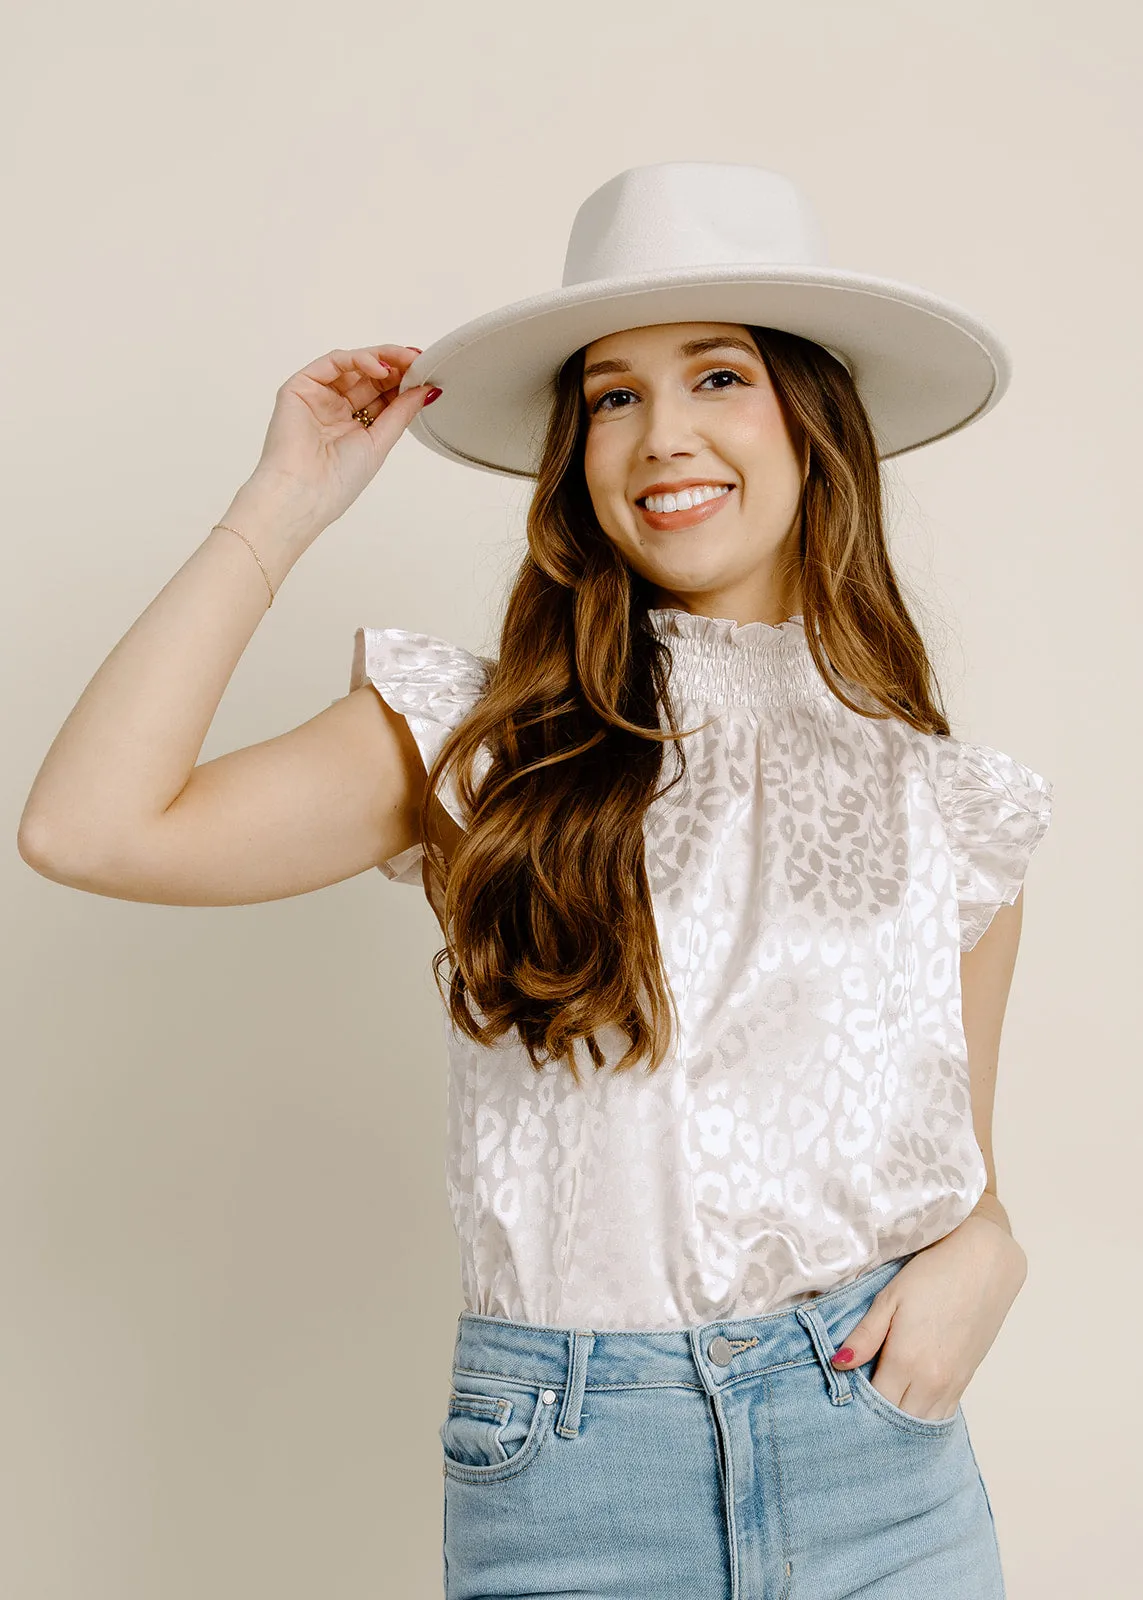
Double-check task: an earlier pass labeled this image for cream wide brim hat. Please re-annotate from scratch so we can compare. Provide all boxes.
[399,161,1011,479]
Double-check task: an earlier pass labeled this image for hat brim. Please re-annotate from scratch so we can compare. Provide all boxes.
[399,263,1011,478]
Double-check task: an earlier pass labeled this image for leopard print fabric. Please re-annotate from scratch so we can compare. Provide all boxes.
[349,611,1053,1330]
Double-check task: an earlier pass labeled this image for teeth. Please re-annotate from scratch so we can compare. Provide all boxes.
[643,484,731,513]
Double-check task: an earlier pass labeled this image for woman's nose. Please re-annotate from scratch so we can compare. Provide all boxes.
[637,393,704,458]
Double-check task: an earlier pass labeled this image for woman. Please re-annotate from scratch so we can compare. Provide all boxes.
[19,164,1053,1599]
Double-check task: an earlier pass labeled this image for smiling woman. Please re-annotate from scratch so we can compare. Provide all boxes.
[372,155,1046,1585]
[581,324,804,559]
[20,160,1050,1600]
[423,312,966,1090]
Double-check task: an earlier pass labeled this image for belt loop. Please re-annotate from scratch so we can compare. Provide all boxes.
[555,1327,595,1438]
[795,1303,854,1406]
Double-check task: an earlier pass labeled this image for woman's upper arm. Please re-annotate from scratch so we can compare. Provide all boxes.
[27,684,427,906]
[959,889,1025,1195]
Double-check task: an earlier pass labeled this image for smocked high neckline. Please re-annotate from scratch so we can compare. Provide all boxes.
[645,606,832,707]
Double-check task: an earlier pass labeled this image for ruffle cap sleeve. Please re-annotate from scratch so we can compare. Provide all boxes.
[349,625,493,884]
[933,736,1054,951]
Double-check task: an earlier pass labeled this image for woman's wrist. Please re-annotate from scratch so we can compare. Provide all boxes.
[217,475,327,596]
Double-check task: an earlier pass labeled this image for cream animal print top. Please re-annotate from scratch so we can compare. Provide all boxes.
[348,609,1054,1332]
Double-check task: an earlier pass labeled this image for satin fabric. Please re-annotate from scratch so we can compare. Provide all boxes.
[349,609,1052,1331]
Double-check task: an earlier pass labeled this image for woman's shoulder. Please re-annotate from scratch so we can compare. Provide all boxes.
[347,624,495,887]
[349,624,494,721]
[916,729,1055,951]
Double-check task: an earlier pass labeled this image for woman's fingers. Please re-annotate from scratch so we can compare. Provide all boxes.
[290,346,425,417]
[292,344,422,393]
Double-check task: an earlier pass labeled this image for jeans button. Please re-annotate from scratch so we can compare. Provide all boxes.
[541,1389,557,1404]
[708,1335,735,1366]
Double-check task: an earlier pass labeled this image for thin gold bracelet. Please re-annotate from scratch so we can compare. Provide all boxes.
[212,522,275,608]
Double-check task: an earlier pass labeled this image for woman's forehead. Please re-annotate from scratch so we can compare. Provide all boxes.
[583,321,752,361]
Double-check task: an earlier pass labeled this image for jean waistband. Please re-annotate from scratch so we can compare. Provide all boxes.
[452,1252,913,1411]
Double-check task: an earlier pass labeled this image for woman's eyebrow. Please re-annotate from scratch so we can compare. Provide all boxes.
[582,336,758,381]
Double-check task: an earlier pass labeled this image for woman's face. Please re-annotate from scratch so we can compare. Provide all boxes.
[580,320,806,622]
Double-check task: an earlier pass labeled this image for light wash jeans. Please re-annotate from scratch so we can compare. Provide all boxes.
[439,1252,1004,1599]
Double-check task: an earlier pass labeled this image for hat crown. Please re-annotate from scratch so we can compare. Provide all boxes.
[403,161,1010,476]
[561,162,832,288]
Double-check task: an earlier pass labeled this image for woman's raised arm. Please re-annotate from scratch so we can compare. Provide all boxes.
[17,344,441,903]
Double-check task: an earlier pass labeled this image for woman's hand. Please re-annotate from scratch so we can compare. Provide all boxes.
[829,1217,1029,1421]
[245,344,439,535]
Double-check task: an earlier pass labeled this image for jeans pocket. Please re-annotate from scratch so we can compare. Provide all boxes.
[798,1295,961,1440]
[440,1368,555,1484]
[847,1360,962,1437]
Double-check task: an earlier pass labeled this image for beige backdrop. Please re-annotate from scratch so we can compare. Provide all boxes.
[4,1,1137,1595]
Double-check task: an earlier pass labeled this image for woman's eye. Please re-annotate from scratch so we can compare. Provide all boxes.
[588,368,746,415]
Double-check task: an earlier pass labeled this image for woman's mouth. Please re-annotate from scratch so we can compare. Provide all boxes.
[636,484,735,531]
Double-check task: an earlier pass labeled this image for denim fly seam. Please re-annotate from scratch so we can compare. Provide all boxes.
[441,1253,1004,1600]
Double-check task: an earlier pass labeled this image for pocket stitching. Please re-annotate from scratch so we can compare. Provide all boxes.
[442,1384,553,1483]
[848,1365,959,1436]
[445,1391,513,1464]
[448,1392,510,1422]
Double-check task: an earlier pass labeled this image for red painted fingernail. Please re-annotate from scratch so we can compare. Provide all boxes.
[424,387,442,405]
[832,1347,854,1365]
[409,346,423,354]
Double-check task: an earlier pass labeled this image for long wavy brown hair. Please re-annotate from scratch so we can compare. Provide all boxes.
[415,324,953,1083]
